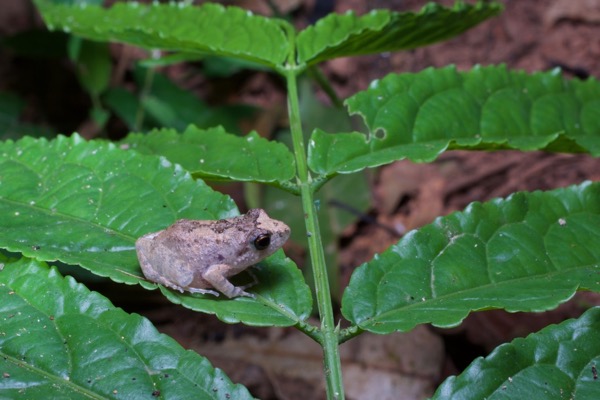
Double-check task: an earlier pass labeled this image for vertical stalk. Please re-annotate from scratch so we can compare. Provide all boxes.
[134,55,157,131]
[285,68,345,400]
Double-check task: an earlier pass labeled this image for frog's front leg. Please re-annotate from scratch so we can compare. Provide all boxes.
[202,264,255,298]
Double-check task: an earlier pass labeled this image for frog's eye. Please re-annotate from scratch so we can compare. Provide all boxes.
[254,233,271,250]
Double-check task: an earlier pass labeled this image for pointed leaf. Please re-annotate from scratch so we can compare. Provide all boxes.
[433,306,600,399]
[342,182,600,334]
[120,125,296,184]
[309,65,600,175]
[0,257,254,399]
[0,134,311,326]
[35,1,290,68]
[70,38,111,97]
[0,134,234,283]
[102,87,148,131]
[131,67,256,134]
[297,2,502,65]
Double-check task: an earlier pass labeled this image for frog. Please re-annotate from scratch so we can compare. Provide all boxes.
[135,208,290,298]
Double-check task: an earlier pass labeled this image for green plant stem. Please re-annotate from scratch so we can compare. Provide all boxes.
[278,179,301,195]
[310,173,333,193]
[307,66,344,108]
[135,63,156,131]
[285,67,345,400]
[295,320,323,344]
[338,325,364,344]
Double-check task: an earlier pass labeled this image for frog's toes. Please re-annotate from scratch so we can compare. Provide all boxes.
[242,291,256,299]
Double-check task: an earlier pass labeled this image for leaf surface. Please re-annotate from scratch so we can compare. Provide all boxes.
[309,65,600,175]
[104,67,256,133]
[136,67,256,134]
[0,257,255,399]
[342,182,600,333]
[432,306,600,399]
[0,134,310,326]
[120,125,295,184]
[297,2,502,65]
[35,1,290,68]
[70,38,111,97]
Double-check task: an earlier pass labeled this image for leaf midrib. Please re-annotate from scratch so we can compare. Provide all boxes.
[363,263,594,327]
[0,351,105,400]
[0,197,135,243]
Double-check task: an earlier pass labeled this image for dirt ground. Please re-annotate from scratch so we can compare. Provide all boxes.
[2,1,600,399]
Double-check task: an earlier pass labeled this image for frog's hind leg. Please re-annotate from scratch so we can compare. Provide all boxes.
[152,263,220,297]
[154,275,217,296]
[187,287,221,297]
[202,264,255,298]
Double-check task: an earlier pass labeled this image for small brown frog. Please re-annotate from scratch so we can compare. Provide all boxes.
[135,209,290,298]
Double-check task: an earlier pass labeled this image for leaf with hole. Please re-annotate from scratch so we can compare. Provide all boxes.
[309,65,600,175]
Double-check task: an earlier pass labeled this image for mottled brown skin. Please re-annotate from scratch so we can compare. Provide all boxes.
[136,209,290,298]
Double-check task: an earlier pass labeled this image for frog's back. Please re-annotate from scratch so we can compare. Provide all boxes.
[163,219,228,249]
[164,218,251,260]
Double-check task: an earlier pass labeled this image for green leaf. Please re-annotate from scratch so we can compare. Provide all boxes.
[133,67,256,134]
[0,134,311,326]
[120,125,296,185]
[69,38,111,96]
[0,92,25,133]
[103,67,255,133]
[296,2,502,65]
[136,52,268,76]
[155,251,312,326]
[432,306,600,399]
[102,87,147,131]
[138,51,205,68]
[0,134,234,282]
[35,1,290,69]
[0,257,255,399]
[50,0,103,6]
[201,56,269,77]
[342,182,600,334]
[309,65,600,175]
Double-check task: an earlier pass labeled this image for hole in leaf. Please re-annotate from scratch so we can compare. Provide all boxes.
[374,129,386,140]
